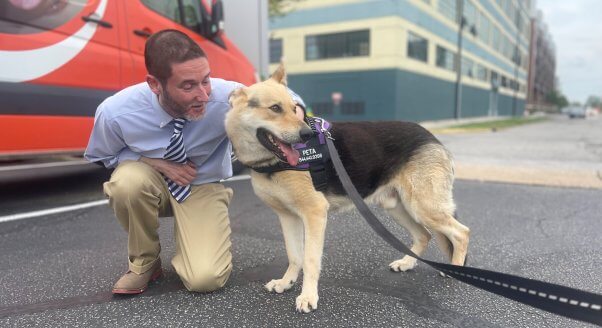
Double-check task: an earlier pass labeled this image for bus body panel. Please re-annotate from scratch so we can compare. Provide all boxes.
[0,0,256,158]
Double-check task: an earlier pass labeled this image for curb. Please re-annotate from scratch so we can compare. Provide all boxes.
[454,162,602,189]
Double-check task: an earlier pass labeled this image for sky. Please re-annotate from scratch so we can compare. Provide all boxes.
[537,0,602,103]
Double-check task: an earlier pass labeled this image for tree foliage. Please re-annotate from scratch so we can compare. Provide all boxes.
[585,95,601,108]
[546,89,569,109]
[269,0,305,17]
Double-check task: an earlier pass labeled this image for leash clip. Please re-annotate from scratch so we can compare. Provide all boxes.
[315,118,335,140]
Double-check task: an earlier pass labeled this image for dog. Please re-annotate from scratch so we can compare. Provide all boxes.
[225,64,470,313]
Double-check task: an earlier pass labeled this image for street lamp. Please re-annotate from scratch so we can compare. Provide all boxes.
[512,12,522,116]
[453,0,477,120]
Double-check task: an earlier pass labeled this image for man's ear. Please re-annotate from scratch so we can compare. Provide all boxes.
[146,75,162,95]
[270,62,287,86]
[229,87,248,108]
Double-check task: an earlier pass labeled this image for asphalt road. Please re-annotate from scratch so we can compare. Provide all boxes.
[1,171,601,327]
[436,115,602,188]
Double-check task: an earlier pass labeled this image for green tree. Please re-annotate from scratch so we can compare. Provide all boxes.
[585,95,601,108]
[546,89,569,109]
[269,0,305,17]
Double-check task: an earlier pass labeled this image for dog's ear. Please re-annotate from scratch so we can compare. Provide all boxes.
[270,63,287,86]
[229,87,248,108]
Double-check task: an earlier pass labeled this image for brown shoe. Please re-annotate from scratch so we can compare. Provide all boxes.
[112,259,162,295]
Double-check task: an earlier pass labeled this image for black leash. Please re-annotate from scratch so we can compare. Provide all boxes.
[324,137,602,326]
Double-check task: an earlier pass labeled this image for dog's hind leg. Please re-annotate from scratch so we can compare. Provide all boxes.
[397,145,470,267]
[432,231,453,262]
[265,210,304,293]
[419,210,469,266]
[385,200,431,272]
[400,182,470,267]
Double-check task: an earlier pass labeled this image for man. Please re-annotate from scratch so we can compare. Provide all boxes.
[85,29,305,294]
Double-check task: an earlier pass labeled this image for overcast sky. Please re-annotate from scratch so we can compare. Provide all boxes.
[537,0,601,103]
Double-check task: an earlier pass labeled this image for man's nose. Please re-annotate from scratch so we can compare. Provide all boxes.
[196,86,209,101]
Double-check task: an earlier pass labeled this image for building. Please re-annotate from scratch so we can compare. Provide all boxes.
[269,0,531,122]
[527,6,556,112]
[223,0,269,80]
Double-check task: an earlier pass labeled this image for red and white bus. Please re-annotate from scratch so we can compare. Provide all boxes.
[0,0,256,161]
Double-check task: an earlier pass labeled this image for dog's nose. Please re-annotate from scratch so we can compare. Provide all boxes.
[299,126,314,142]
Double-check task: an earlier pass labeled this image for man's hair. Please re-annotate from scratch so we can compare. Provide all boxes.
[144,29,206,84]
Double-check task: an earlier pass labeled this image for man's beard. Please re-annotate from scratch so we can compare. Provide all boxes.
[162,89,205,121]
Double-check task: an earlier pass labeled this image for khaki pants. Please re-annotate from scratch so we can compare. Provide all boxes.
[103,161,233,292]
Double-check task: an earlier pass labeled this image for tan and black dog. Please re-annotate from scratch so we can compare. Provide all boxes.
[225,64,470,313]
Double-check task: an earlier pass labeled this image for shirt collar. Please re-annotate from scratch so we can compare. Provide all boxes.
[150,92,177,128]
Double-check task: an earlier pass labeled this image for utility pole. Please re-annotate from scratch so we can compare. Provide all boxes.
[512,9,521,116]
[453,0,465,120]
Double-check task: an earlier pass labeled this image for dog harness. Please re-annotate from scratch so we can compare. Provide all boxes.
[252,117,333,191]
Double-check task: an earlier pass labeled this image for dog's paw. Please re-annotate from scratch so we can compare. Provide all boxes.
[265,279,295,293]
[296,292,319,313]
[389,257,417,272]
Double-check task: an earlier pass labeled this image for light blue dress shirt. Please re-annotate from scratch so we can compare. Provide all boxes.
[85,78,304,185]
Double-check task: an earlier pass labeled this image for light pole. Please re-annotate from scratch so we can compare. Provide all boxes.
[512,13,522,116]
[453,0,476,120]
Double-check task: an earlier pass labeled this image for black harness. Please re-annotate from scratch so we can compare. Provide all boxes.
[252,117,333,191]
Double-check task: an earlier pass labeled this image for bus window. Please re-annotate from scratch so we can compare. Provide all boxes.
[140,0,205,36]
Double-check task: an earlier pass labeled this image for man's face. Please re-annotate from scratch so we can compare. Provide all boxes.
[153,57,212,121]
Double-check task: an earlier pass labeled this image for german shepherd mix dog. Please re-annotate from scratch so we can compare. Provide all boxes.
[225,65,470,313]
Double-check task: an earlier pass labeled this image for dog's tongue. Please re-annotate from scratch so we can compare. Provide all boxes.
[277,141,300,166]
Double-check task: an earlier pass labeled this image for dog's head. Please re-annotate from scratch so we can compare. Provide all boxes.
[225,64,314,168]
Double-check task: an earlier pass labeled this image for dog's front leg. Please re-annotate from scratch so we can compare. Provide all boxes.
[265,211,304,293]
[296,199,328,313]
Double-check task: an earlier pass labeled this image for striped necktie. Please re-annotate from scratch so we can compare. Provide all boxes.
[163,118,191,203]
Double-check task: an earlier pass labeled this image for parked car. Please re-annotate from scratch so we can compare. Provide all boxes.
[567,106,587,119]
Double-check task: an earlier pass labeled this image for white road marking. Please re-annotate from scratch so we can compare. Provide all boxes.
[0,199,109,224]
[0,160,91,172]
[0,175,251,224]
[222,174,251,182]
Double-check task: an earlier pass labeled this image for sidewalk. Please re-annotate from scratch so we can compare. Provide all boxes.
[452,160,602,189]
[422,114,602,189]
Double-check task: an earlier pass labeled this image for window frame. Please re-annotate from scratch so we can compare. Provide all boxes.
[269,38,283,64]
[305,29,370,61]
[407,31,429,63]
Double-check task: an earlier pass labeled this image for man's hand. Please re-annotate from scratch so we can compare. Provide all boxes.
[140,157,197,186]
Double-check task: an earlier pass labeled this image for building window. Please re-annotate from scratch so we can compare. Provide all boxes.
[464,0,477,28]
[305,30,370,61]
[436,46,456,72]
[491,26,501,50]
[269,38,283,64]
[407,32,428,62]
[504,36,513,60]
[438,0,458,23]
[475,63,488,82]
[341,102,365,115]
[478,11,491,45]
[312,103,334,116]
[461,57,474,77]
[491,70,499,85]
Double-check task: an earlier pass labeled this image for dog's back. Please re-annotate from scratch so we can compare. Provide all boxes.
[325,121,444,197]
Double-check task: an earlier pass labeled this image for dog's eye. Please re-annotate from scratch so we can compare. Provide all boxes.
[269,104,283,113]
